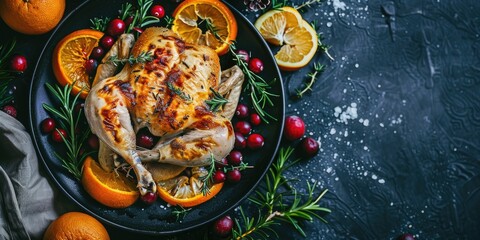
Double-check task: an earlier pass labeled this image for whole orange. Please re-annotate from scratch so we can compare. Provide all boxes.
[43,212,110,240]
[0,0,65,35]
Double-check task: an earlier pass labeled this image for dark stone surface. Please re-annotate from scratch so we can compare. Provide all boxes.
[1,0,479,239]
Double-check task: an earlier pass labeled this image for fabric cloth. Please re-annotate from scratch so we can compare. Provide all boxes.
[0,111,70,240]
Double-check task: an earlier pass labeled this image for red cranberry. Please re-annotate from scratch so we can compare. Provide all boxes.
[234,121,251,135]
[284,115,305,141]
[234,132,246,149]
[249,113,261,126]
[227,169,242,183]
[235,103,249,119]
[1,105,17,118]
[236,49,250,63]
[133,27,144,34]
[136,132,155,149]
[124,16,134,28]
[299,137,319,158]
[216,158,228,169]
[52,128,67,143]
[248,58,264,74]
[41,118,56,133]
[212,215,233,237]
[227,150,243,166]
[247,133,264,150]
[141,192,157,205]
[213,170,227,183]
[107,18,126,37]
[90,46,105,60]
[397,233,415,240]
[87,134,100,150]
[150,5,165,18]
[85,59,98,76]
[100,35,115,50]
[10,55,27,72]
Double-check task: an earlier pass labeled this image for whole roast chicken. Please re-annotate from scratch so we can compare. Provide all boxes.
[85,27,244,196]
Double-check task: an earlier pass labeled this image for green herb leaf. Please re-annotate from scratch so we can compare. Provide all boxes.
[205,87,228,112]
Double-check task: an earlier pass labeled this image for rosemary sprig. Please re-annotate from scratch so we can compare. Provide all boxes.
[229,44,278,124]
[127,0,160,33]
[119,2,134,21]
[199,153,216,196]
[294,0,322,11]
[42,83,91,180]
[172,206,191,221]
[295,62,325,98]
[311,20,334,61]
[223,162,253,172]
[90,17,111,32]
[232,147,331,239]
[164,15,174,28]
[106,51,153,66]
[206,87,228,112]
[167,81,192,102]
[0,40,16,107]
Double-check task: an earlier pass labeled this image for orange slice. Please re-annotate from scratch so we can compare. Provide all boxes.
[254,7,318,71]
[172,0,237,55]
[157,167,223,207]
[81,156,139,208]
[52,29,104,98]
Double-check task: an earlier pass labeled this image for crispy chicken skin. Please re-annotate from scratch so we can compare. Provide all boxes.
[85,27,244,195]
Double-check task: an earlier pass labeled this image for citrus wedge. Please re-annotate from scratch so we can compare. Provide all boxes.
[81,156,139,208]
[157,167,223,207]
[52,29,104,98]
[254,7,303,46]
[172,0,237,55]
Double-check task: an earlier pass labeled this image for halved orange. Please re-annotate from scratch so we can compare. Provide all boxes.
[81,156,139,208]
[52,29,104,98]
[157,167,223,207]
[254,7,318,71]
[172,0,237,55]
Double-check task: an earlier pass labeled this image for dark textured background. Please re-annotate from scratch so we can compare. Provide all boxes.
[1,0,480,239]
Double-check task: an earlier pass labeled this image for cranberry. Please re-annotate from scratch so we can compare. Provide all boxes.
[235,103,249,119]
[100,35,115,50]
[213,170,227,183]
[124,16,134,28]
[136,131,154,148]
[247,133,264,150]
[249,113,261,126]
[227,169,242,183]
[212,215,233,237]
[150,5,165,18]
[284,115,305,141]
[1,105,17,118]
[234,121,251,136]
[52,128,67,143]
[397,234,415,240]
[236,49,250,63]
[248,58,264,74]
[10,55,27,72]
[215,158,228,169]
[85,59,98,76]
[107,18,126,37]
[133,27,144,34]
[87,134,99,150]
[227,150,243,166]
[90,46,105,60]
[299,137,319,158]
[234,132,246,149]
[141,192,157,205]
[41,118,56,133]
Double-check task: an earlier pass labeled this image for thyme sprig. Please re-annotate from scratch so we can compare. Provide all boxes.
[172,206,191,221]
[294,0,322,11]
[232,147,331,239]
[89,17,111,32]
[206,87,228,112]
[126,0,160,33]
[223,162,253,172]
[167,81,192,102]
[199,153,216,196]
[42,83,91,180]
[0,40,16,107]
[107,51,153,67]
[229,44,278,124]
[164,15,174,28]
[295,62,325,98]
[311,20,334,61]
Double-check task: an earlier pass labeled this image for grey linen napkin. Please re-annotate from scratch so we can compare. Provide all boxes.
[0,111,71,240]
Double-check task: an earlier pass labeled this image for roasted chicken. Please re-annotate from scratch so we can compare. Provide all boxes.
[85,27,244,196]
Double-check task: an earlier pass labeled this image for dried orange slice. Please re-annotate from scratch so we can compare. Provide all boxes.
[81,156,139,208]
[254,7,318,71]
[157,167,223,207]
[52,29,104,98]
[172,0,237,55]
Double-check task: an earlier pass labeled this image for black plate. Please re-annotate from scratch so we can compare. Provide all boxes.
[29,0,284,235]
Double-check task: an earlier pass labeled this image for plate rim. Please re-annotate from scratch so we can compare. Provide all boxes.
[28,0,285,235]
